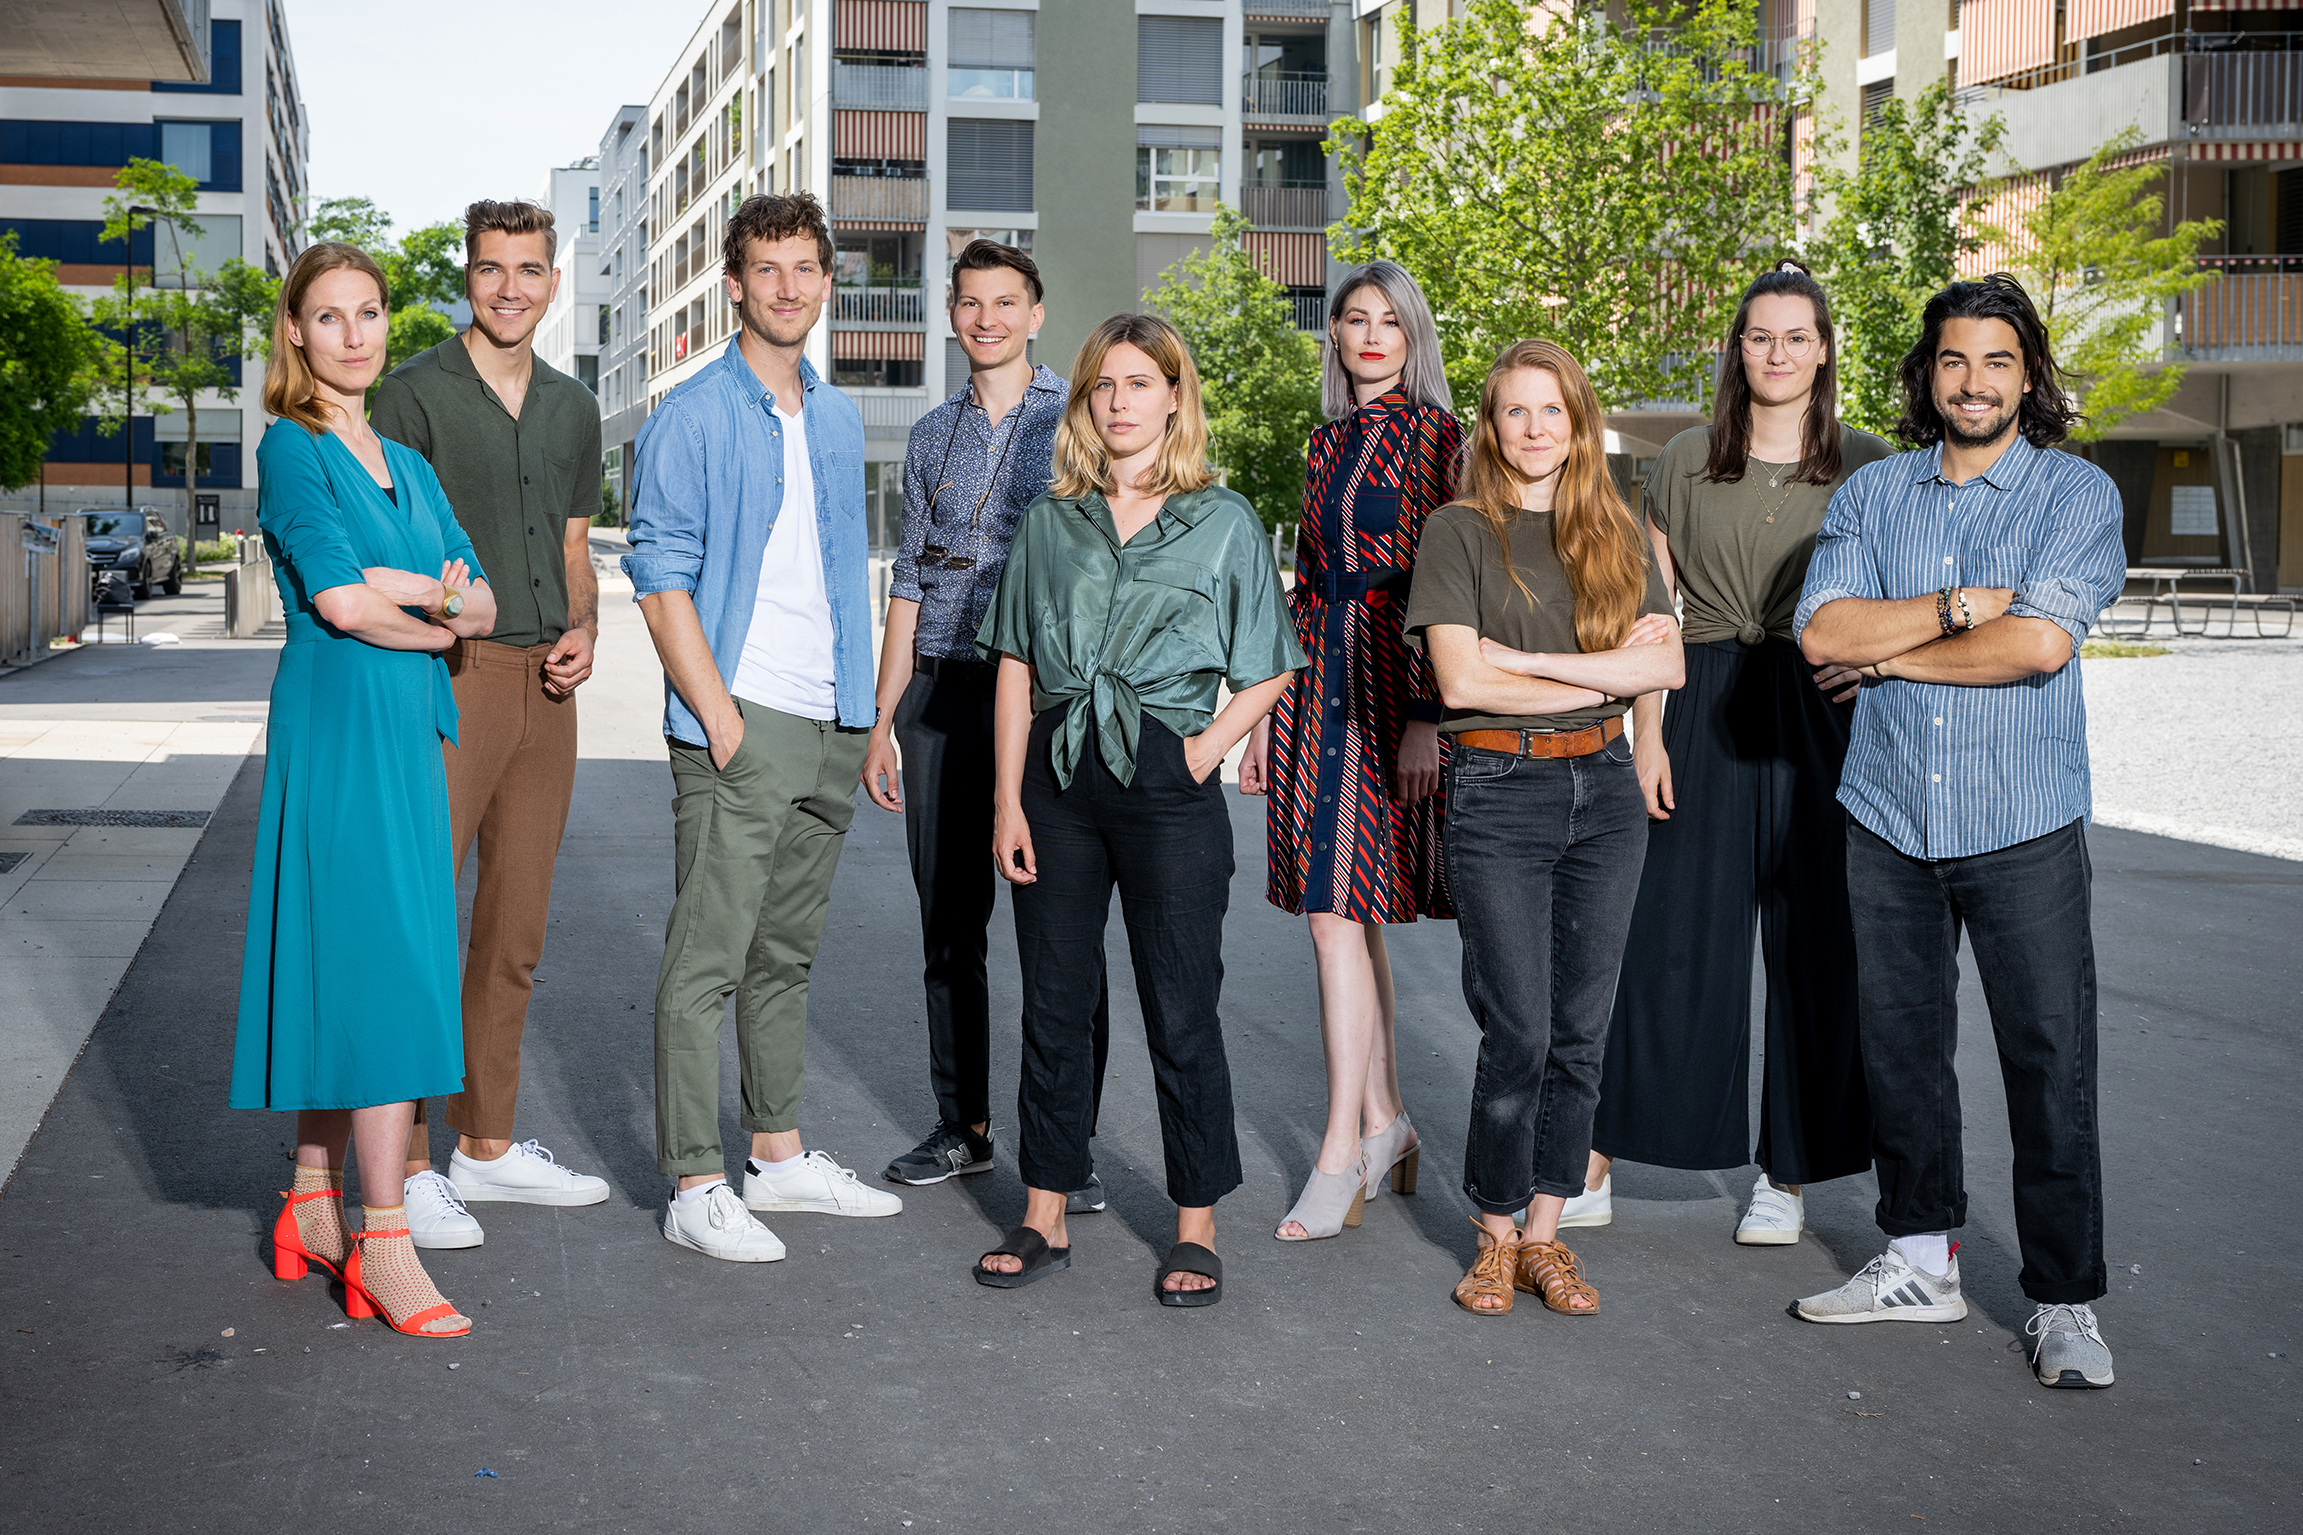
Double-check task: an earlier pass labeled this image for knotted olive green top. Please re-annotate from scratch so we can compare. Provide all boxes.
[975,484,1304,787]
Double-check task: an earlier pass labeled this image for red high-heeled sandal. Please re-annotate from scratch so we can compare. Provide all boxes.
[271,1188,346,1283]
[342,1227,472,1338]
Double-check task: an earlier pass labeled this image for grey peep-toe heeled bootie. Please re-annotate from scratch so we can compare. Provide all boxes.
[1276,1152,1370,1241]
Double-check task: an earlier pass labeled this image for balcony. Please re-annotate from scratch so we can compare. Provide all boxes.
[2177,258,2303,363]
[843,389,930,441]
[1961,53,2174,173]
[1241,184,1326,229]
[2185,50,2303,133]
[834,285,926,324]
[833,62,929,111]
[1244,72,1330,121]
[1244,0,1331,19]
[830,176,929,223]
[1291,292,1326,331]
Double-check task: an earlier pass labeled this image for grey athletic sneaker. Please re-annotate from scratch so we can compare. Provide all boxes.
[2027,1302,2115,1388]
[1793,1248,1968,1324]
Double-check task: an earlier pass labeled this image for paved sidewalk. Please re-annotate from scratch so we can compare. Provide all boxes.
[0,578,2295,1532]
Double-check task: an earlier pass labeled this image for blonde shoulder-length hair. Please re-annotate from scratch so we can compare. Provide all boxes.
[1454,338,1649,653]
[263,241,392,435]
[1050,313,1215,501]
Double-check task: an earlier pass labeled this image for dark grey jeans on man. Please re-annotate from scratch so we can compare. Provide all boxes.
[654,699,869,1178]
[1846,817,2106,1305]
[1446,732,1649,1215]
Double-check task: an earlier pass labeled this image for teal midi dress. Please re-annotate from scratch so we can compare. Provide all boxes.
[229,419,480,1111]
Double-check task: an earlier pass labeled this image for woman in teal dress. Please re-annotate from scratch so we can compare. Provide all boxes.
[230,242,498,1339]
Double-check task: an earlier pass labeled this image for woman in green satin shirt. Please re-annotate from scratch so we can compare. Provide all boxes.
[971,313,1302,1306]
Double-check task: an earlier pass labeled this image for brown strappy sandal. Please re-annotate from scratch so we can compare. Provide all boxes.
[1516,1236,1601,1317]
[1452,1217,1519,1317]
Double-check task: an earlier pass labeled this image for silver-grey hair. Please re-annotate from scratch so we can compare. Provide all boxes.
[1320,259,1454,419]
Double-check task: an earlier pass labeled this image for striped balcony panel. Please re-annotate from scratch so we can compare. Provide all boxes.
[838,0,927,52]
[2065,0,2171,40]
[831,176,930,226]
[1957,0,2054,87]
[835,108,926,159]
[1240,184,1326,230]
[833,329,924,361]
[1245,230,1324,287]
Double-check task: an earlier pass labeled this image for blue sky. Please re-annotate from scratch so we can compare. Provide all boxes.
[285,0,706,236]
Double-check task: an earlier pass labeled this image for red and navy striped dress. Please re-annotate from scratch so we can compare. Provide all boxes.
[1265,391,1462,922]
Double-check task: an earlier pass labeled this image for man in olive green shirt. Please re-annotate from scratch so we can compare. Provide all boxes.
[371,198,610,1246]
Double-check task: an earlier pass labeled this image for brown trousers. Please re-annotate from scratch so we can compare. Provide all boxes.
[409,639,578,1153]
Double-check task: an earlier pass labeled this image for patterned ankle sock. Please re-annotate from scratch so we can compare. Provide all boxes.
[291,1165,346,1266]
[356,1205,467,1335]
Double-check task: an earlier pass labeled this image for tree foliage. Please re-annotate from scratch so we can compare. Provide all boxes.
[88,158,204,443]
[1806,81,2005,437]
[0,233,111,491]
[1144,204,1322,532]
[1991,130,2220,440]
[1328,0,1804,413]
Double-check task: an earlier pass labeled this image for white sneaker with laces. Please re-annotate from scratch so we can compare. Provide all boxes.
[1794,1247,1967,1324]
[1735,1173,1804,1246]
[449,1140,611,1207]
[404,1169,483,1250]
[1558,1174,1613,1229]
[663,1182,787,1263]
[744,1150,904,1217]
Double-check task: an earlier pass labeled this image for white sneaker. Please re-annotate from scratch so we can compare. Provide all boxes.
[1558,1174,1613,1229]
[663,1181,787,1263]
[1794,1247,1968,1324]
[404,1169,483,1250]
[449,1140,611,1207]
[1735,1173,1804,1246]
[743,1150,904,1218]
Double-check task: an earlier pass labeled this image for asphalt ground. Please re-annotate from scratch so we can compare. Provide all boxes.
[1,669,2297,1531]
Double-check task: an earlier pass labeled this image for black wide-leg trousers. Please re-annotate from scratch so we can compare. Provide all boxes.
[1010,711,1239,1208]
[1592,638,1872,1184]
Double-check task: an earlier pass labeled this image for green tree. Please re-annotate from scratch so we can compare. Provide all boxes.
[1328,0,1805,413]
[90,159,204,485]
[1143,204,1322,532]
[143,260,276,527]
[1993,130,2221,440]
[307,196,465,384]
[0,233,111,491]
[1807,81,2005,436]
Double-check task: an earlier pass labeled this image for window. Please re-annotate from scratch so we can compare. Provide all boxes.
[834,358,922,389]
[950,8,1035,100]
[1865,0,1896,58]
[598,305,610,345]
[946,120,1034,212]
[1137,128,1220,213]
[588,185,599,232]
[863,462,905,553]
[576,355,600,393]
[1139,16,1223,106]
[1247,139,1323,188]
[614,304,624,345]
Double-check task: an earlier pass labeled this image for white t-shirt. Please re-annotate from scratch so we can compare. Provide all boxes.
[730,400,838,720]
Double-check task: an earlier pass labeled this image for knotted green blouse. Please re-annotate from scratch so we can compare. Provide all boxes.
[975,484,1304,786]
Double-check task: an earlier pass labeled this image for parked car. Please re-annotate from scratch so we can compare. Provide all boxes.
[80,507,182,600]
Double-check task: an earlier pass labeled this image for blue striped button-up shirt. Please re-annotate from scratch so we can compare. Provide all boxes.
[1794,436,2127,860]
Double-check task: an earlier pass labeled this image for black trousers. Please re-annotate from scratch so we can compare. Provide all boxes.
[1010,711,1239,1208]
[1449,732,1650,1214]
[895,657,1107,1130]
[1593,639,1872,1185]
[1847,818,2105,1305]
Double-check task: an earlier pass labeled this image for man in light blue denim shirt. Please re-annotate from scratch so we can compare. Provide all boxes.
[623,192,902,1264]
[1791,276,2126,1392]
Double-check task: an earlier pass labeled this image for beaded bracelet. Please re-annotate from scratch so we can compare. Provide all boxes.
[1954,588,1976,630]
[1937,586,1958,636]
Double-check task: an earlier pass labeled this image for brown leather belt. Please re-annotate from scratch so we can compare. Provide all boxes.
[1453,716,1624,759]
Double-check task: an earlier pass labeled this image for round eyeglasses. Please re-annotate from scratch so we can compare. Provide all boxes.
[1740,330,1818,359]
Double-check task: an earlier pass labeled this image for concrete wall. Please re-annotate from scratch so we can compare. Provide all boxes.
[1033,0,1141,377]
[1812,0,1863,179]
[1895,0,1953,103]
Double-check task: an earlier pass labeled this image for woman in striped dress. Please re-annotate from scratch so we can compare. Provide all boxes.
[1241,261,1463,1242]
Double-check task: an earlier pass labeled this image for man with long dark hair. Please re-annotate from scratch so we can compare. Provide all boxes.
[1792,275,2127,1389]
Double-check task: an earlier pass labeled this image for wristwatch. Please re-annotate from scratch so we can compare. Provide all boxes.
[438,588,465,620]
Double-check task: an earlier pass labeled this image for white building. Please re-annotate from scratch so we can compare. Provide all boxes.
[0,0,308,531]
[535,156,607,407]
[597,103,650,514]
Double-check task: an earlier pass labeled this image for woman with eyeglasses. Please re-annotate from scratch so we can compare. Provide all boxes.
[1582,262,1894,1245]
[1238,261,1461,1243]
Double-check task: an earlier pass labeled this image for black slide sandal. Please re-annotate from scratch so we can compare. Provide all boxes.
[1155,1242,1223,1308]
[973,1225,1071,1289]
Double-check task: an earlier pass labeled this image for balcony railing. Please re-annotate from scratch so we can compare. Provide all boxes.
[1244,72,1330,119]
[1244,0,1331,19]
[843,389,930,441]
[833,286,926,324]
[2185,51,2303,130]
[1291,293,1326,331]
[832,61,929,110]
[2178,262,2303,361]
[1241,184,1326,229]
[830,176,929,223]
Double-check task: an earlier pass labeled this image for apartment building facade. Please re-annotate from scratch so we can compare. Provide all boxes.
[1,0,308,526]
[536,156,608,412]
[598,104,649,513]
[621,0,1356,550]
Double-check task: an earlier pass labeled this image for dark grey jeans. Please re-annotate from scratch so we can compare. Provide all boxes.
[1846,817,2105,1305]
[1446,731,1649,1215]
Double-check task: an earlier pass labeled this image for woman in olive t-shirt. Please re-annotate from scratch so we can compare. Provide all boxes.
[1588,263,1894,1247]
[1402,339,1683,1318]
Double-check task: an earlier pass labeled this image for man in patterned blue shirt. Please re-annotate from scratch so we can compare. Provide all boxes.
[858,242,1106,1201]
[1791,276,2128,1391]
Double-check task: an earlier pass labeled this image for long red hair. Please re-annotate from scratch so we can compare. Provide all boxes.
[1453,339,1647,652]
